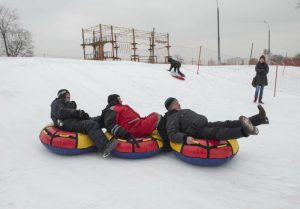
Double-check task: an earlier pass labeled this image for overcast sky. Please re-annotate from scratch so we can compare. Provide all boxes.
[2,0,300,61]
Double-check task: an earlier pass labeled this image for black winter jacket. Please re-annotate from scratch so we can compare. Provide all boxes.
[165,109,208,143]
[51,98,79,126]
[169,58,181,70]
[255,62,269,86]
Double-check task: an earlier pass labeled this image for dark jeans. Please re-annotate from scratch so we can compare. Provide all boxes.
[63,119,108,150]
[255,85,265,98]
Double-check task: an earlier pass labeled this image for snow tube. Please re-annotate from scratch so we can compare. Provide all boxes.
[105,131,163,159]
[39,124,97,155]
[170,139,239,166]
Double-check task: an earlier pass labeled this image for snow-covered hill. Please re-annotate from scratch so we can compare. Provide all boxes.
[0,57,299,209]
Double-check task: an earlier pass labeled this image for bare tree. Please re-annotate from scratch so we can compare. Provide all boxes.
[0,5,18,56]
[0,5,33,57]
[7,27,33,56]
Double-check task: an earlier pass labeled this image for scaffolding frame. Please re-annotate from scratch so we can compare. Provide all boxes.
[81,24,171,63]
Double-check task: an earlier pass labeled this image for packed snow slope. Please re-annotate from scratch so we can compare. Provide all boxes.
[0,57,299,209]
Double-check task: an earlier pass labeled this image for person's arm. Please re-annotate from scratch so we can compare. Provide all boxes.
[157,117,170,145]
[166,115,188,144]
[103,108,131,139]
[52,100,78,120]
[265,64,269,74]
[255,64,267,75]
[169,60,176,71]
[65,101,77,109]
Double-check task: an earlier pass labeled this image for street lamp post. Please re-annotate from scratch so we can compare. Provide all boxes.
[216,0,221,65]
[264,20,271,64]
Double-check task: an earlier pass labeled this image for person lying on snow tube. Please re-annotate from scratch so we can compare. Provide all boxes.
[101,94,162,148]
[157,97,269,151]
[50,89,118,156]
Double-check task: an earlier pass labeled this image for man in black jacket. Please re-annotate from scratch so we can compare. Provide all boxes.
[51,89,118,157]
[168,58,185,77]
[158,97,269,146]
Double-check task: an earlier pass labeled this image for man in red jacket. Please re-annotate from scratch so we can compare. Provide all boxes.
[102,94,161,142]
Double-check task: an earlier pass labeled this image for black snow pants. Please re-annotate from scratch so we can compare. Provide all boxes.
[194,113,264,140]
[62,119,108,151]
[195,119,246,140]
[175,67,185,77]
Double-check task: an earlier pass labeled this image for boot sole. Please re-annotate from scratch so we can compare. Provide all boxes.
[239,116,259,135]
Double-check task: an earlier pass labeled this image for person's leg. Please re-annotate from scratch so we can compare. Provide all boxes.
[207,120,241,128]
[129,113,160,137]
[259,85,265,103]
[63,119,108,151]
[208,105,269,128]
[173,67,178,74]
[254,85,260,102]
[248,104,269,126]
[196,116,258,140]
[196,126,247,140]
[178,68,185,77]
[157,117,172,152]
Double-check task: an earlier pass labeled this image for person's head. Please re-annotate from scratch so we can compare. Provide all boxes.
[107,94,122,106]
[57,89,70,102]
[164,97,181,111]
[168,57,172,63]
[259,55,266,63]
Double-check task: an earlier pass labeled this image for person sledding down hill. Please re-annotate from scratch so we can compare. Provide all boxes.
[101,94,162,147]
[50,89,119,156]
[157,97,269,151]
[168,58,185,77]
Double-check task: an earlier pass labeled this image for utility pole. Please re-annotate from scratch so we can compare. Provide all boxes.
[264,21,271,65]
[216,0,221,65]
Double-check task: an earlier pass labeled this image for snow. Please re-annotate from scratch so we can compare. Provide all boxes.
[0,57,299,209]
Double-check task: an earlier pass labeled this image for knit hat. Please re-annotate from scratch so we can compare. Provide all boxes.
[164,97,177,110]
[108,94,120,106]
[57,89,70,99]
[259,55,266,61]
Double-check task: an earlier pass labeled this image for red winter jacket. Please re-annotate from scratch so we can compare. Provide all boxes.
[102,104,159,138]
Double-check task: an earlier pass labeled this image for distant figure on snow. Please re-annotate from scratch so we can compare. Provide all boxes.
[50,89,118,156]
[253,55,269,104]
[157,97,269,148]
[168,57,185,77]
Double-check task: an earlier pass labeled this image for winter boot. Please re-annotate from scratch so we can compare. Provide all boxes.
[249,105,269,126]
[102,137,119,158]
[257,104,269,124]
[253,96,257,103]
[258,97,264,104]
[239,116,259,135]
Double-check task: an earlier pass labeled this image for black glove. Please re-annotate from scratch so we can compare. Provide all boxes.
[127,137,140,148]
[77,110,90,120]
[82,112,90,120]
[66,101,77,109]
